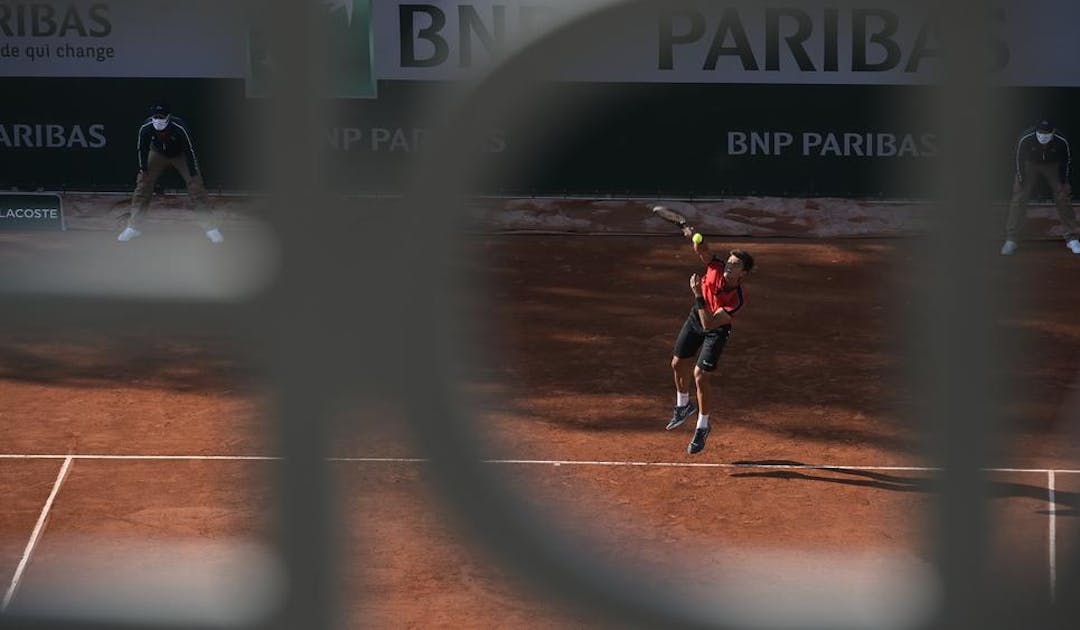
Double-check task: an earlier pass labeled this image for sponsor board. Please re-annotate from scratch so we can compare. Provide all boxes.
[726,130,938,158]
[0,122,106,149]
[0,192,65,230]
[0,0,247,78]
[1,1,1080,87]
[0,78,1057,197]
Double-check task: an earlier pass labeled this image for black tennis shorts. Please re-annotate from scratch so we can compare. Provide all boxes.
[672,309,731,372]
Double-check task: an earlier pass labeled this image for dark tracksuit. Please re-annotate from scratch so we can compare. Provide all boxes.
[128,116,216,230]
[1006,130,1078,242]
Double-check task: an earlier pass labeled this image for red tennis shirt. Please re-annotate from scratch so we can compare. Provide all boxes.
[702,257,745,322]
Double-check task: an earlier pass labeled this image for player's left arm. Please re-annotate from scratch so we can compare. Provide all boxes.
[690,273,732,329]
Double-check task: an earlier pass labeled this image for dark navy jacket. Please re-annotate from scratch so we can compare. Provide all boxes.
[137,116,201,176]
[1015,129,1071,183]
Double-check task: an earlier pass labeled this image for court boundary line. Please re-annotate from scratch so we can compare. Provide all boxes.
[0,454,1069,602]
[0,453,1080,473]
[0,454,1079,474]
[1,456,72,612]
[1049,470,1057,603]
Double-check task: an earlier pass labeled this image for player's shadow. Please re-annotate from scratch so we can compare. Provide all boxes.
[731,460,1080,516]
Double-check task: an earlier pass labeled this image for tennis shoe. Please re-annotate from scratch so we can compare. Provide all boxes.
[205,228,225,244]
[666,401,696,430]
[1000,240,1018,256]
[117,227,141,242]
[1067,239,1080,254]
[687,426,711,455]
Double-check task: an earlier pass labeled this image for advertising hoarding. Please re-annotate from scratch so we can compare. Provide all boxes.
[1,1,1076,198]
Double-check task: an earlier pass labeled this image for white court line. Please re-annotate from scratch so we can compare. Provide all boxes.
[1049,470,1057,603]
[0,454,1066,605]
[484,459,943,471]
[2,456,72,612]
[0,454,279,461]
[1,453,1080,474]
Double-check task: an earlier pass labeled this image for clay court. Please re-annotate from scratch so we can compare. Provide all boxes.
[2,222,1079,627]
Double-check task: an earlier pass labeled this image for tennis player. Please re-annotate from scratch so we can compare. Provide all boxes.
[666,226,754,455]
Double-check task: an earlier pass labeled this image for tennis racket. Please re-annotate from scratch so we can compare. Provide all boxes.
[652,205,688,229]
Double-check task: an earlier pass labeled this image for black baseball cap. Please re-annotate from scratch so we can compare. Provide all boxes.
[149,100,170,117]
[1036,120,1054,133]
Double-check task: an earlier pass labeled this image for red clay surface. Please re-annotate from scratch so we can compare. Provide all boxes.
[1,234,1079,627]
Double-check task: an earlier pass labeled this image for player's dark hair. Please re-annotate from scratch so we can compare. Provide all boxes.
[730,249,754,273]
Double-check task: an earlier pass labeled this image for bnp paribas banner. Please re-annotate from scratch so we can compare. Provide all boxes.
[0,1,247,78]
[0,0,378,93]
[3,0,1080,88]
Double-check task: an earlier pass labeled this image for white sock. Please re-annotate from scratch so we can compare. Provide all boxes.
[696,414,710,429]
[676,392,690,407]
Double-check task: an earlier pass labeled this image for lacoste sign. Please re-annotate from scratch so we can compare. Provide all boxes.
[0,193,65,231]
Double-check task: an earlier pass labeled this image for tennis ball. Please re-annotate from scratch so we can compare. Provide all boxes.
[692,233,703,245]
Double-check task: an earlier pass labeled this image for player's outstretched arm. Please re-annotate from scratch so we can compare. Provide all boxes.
[682,225,712,265]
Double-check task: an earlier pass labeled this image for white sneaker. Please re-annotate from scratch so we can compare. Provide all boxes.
[205,228,224,244]
[1000,240,1018,256]
[117,227,141,242]
[1067,239,1080,254]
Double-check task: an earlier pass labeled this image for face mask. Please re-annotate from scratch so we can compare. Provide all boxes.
[1036,131,1053,144]
[151,117,169,131]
